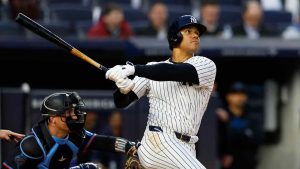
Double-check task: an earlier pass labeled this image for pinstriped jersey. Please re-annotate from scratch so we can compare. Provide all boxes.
[132,56,216,136]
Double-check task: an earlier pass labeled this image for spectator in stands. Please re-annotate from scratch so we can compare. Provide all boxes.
[200,0,224,36]
[84,111,99,132]
[0,129,24,142]
[134,1,168,40]
[8,0,40,20]
[282,12,300,39]
[232,0,277,39]
[219,82,264,169]
[98,110,124,169]
[87,3,133,39]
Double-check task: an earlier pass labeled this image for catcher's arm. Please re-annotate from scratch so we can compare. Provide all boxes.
[86,134,138,155]
[83,134,144,169]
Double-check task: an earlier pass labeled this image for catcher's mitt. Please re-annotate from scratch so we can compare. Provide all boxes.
[125,141,144,169]
[125,156,144,169]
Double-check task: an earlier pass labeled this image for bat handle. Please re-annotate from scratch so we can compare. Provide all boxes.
[100,65,108,72]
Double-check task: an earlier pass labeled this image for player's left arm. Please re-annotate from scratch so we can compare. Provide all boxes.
[113,75,149,108]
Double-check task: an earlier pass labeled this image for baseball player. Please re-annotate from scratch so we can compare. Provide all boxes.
[106,15,216,169]
[2,92,139,169]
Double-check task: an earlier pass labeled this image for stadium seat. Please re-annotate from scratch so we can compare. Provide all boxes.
[0,21,25,38]
[263,10,292,32]
[219,5,242,26]
[0,6,2,20]
[168,5,192,23]
[75,21,93,39]
[46,0,90,6]
[219,0,243,6]
[130,20,149,33]
[98,0,131,6]
[0,5,7,20]
[50,5,92,24]
[123,6,147,23]
[26,22,75,39]
[148,0,191,5]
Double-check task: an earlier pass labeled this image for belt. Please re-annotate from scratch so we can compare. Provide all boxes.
[174,132,191,142]
[149,125,191,143]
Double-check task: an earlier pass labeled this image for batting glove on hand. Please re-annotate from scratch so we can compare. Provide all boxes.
[116,78,135,94]
[106,65,124,82]
[106,63,135,82]
[120,62,135,77]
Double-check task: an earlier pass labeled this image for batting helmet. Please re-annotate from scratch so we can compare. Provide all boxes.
[41,92,85,117]
[167,15,206,50]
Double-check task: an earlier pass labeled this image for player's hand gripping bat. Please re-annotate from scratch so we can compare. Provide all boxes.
[15,13,108,72]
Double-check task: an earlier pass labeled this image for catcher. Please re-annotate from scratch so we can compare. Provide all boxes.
[2,92,141,169]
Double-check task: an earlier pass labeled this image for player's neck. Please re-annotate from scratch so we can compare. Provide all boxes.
[48,123,68,139]
[172,48,193,62]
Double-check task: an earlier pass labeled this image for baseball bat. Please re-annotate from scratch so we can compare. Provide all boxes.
[15,13,107,72]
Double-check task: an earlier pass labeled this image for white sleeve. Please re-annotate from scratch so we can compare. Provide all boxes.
[132,76,149,98]
[131,61,158,98]
[185,56,217,89]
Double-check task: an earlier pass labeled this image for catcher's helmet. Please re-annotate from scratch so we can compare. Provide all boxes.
[167,15,206,50]
[41,92,85,117]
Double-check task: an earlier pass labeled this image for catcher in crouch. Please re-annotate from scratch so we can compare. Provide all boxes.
[2,92,140,169]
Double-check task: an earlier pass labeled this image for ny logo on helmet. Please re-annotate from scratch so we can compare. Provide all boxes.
[190,16,197,23]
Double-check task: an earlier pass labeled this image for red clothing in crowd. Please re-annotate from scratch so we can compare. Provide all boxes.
[87,18,133,39]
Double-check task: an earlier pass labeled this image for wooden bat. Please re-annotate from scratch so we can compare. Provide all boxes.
[15,13,107,72]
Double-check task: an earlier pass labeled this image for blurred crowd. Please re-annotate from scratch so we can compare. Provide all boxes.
[84,110,124,169]
[0,0,300,40]
[214,82,264,169]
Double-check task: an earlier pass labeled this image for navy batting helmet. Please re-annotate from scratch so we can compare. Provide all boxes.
[167,15,206,50]
[41,92,85,117]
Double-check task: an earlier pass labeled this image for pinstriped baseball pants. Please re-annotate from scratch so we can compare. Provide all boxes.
[137,127,206,169]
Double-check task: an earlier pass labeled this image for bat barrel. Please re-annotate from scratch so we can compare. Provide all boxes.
[15,13,108,73]
[15,13,73,51]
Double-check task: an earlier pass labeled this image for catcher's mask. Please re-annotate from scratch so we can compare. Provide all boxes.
[167,15,206,50]
[41,92,87,138]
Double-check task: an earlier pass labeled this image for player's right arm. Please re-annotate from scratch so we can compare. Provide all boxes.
[106,59,214,87]
[3,135,43,169]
